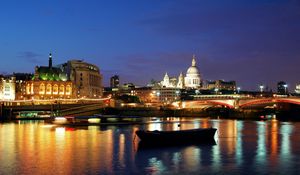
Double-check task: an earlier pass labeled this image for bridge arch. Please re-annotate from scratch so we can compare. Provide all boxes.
[239,98,300,108]
[182,100,235,109]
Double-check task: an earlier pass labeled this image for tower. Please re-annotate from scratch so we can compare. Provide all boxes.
[49,53,52,69]
[177,72,184,89]
[162,72,170,87]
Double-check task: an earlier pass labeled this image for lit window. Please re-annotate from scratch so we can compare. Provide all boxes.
[66,85,71,95]
[39,83,45,95]
[59,85,65,95]
[46,84,52,95]
[53,84,58,95]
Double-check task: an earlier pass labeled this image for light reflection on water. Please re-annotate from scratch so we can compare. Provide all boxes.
[1,118,300,174]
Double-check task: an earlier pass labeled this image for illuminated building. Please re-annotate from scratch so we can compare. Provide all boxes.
[206,80,236,91]
[160,55,202,89]
[24,53,74,100]
[110,75,119,88]
[0,76,16,100]
[153,87,181,104]
[184,55,201,88]
[295,84,300,94]
[14,73,33,100]
[277,81,288,95]
[134,87,157,103]
[65,60,103,98]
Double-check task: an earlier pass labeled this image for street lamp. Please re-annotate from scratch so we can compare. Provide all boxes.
[283,84,288,95]
[237,87,241,94]
[214,88,219,95]
[259,85,264,93]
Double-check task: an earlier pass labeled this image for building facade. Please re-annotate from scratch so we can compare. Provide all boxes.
[153,87,181,104]
[110,75,119,88]
[160,55,202,89]
[206,80,236,91]
[65,60,103,98]
[277,81,288,95]
[24,53,74,100]
[14,73,33,100]
[0,76,16,100]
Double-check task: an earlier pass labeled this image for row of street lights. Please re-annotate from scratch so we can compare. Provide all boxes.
[259,84,288,94]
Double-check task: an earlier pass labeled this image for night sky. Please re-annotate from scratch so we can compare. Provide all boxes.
[1,0,300,91]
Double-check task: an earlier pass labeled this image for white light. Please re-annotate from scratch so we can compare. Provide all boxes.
[54,117,67,124]
[88,118,100,123]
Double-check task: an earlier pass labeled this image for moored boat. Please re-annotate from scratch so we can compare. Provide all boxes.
[135,128,217,144]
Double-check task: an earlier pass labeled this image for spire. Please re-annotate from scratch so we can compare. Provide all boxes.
[49,53,52,69]
[192,54,196,66]
[164,72,169,78]
[177,71,184,88]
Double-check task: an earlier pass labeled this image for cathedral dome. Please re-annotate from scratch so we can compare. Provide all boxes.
[184,55,201,88]
[186,66,199,75]
[186,56,200,75]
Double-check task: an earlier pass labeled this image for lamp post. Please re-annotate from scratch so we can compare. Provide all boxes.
[237,87,241,94]
[259,85,264,93]
[214,88,219,95]
[283,84,288,95]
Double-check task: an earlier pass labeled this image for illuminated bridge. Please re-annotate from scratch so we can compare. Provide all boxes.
[175,95,300,109]
[0,97,111,118]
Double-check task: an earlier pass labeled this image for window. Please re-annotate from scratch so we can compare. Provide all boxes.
[46,84,52,95]
[39,83,45,94]
[66,85,71,95]
[59,85,65,95]
[53,84,58,95]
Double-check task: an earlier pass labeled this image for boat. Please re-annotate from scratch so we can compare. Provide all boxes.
[135,128,217,145]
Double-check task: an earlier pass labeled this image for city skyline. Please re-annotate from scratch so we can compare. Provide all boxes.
[1,0,300,90]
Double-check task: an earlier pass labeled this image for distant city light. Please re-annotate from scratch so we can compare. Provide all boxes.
[259,85,264,93]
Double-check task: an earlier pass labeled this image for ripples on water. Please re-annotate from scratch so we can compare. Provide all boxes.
[1,118,300,174]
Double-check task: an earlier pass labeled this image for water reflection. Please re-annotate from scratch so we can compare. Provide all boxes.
[135,144,215,174]
[1,118,300,174]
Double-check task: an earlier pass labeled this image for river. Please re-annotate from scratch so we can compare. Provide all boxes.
[1,117,300,174]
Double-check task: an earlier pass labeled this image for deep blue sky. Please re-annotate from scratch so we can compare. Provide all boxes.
[1,0,300,91]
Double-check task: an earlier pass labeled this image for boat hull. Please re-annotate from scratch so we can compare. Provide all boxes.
[135,128,217,144]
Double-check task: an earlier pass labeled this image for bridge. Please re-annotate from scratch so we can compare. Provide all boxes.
[175,96,300,109]
[0,97,110,119]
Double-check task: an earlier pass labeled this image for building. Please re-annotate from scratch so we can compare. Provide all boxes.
[153,87,181,104]
[134,87,158,103]
[206,80,236,92]
[14,73,33,100]
[65,60,103,98]
[184,56,201,88]
[110,75,119,88]
[277,81,288,95]
[160,55,202,89]
[24,53,74,100]
[161,73,177,88]
[295,84,300,94]
[0,76,16,100]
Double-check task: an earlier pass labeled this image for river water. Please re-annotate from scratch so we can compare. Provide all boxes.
[1,118,300,175]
